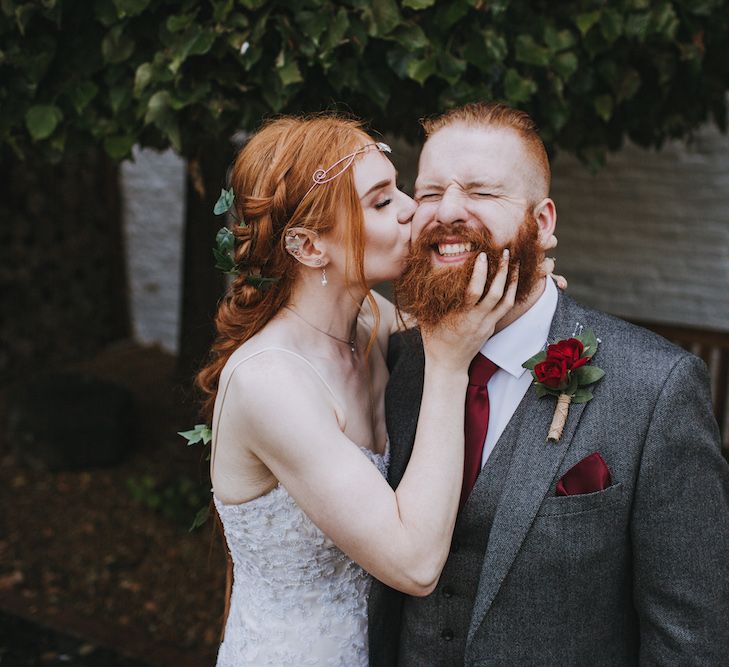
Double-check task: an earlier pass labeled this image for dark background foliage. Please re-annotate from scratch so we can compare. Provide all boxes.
[2,0,729,167]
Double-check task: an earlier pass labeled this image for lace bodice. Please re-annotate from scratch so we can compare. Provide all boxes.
[214,445,389,666]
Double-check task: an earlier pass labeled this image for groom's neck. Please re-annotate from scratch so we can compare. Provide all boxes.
[493,276,547,334]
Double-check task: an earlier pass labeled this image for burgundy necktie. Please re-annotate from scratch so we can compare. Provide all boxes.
[460,353,499,511]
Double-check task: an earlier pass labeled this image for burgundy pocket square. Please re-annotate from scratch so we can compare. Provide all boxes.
[556,452,612,497]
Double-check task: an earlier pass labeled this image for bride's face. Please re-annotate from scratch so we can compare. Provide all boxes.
[352,150,415,285]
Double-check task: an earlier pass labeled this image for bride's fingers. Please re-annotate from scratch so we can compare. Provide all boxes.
[554,273,568,290]
[490,261,519,321]
[540,256,555,277]
[477,248,510,311]
[544,234,558,251]
[464,252,489,307]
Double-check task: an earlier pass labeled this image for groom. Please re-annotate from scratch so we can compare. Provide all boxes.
[368,103,729,665]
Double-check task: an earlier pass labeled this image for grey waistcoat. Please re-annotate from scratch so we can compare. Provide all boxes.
[398,414,522,667]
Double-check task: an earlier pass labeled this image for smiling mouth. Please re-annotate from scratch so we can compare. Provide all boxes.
[435,242,473,257]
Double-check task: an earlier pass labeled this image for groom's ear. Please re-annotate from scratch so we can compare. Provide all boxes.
[532,198,557,248]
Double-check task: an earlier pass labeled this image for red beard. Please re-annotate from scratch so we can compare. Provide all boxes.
[394,214,543,330]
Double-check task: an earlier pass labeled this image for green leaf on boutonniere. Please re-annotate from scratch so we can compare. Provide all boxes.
[522,350,547,370]
[572,388,593,403]
[573,365,605,385]
[178,424,212,446]
[563,370,579,395]
[535,382,550,398]
[213,187,235,215]
[578,328,598,357]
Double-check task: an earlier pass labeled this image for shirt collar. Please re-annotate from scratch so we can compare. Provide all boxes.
[480,277,558,379]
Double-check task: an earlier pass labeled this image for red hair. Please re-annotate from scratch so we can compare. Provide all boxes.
[196,114,379,422]
[421,102,551,198]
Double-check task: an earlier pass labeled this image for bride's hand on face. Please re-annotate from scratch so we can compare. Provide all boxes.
[422,250,518,372]
[541,233,568,290]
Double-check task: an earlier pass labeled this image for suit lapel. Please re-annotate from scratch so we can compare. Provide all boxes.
[466,293,591,646]
[385,332,425,487]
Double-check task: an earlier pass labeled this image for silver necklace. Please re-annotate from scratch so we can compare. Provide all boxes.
[284,306,357,354]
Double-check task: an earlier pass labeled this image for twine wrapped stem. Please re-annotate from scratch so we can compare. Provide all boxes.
[548,393,572,442]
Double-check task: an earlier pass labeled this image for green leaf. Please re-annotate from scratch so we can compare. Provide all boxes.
[113,0,150,17]
[504,68,537,103]
[578,328,599,356]
[103,134,135,160]
[594,94,613,121]
[575,11,601,36]
[553,51,578,80]
[573,365,605,385]
[189,504,210,532]
[214,189,235,215]
[178,424,212,446]
[101,25,135,64]
[166,12,197,33]
[245,275,279,290]
[25,104,62,140]
[109,84,131,114]
[572,388,594,403]
[515,35,550,67]
[390,22,428,50]
[215,227,234,253]
[403,0,436,9]
[483,29,508,62]
[544,26,576,52]
[278,58,303,86]
[600,9,624,43]
[322,7,349,53]
[522,350,547,371]
[371,0,401,36]
[134,62,153,96]
[535,383,549,398]
[69,81,99,114]
[406,54,437,85]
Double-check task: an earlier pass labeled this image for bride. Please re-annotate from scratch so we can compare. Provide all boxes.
[196,114,535,665]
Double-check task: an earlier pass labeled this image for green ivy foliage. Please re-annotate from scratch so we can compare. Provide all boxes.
[2,0,728,167]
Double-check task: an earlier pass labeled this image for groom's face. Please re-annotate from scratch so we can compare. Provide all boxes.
[412,123,547,262]
[393,124,551,327]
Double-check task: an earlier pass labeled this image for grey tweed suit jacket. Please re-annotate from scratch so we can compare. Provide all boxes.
[369,291,729,666]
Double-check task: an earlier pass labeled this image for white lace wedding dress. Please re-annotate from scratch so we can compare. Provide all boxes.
[213,445,389,666]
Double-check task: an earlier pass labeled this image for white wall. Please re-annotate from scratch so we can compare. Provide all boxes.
[120,147,186,354]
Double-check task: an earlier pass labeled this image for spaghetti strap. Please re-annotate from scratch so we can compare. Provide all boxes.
[211,347,344,477]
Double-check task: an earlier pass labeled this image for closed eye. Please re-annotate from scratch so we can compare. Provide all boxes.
[374,198,392,210]
[417,193,441,201]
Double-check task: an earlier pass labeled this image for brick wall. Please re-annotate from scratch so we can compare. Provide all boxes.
[550,125,729,332]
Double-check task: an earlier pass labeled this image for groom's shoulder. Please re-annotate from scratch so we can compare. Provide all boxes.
[563,295,697,378]
[387,328,424,373]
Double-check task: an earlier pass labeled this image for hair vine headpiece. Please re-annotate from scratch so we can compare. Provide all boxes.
[302,141,391,201]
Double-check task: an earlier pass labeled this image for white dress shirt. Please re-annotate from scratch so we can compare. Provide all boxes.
[479,277,558,467]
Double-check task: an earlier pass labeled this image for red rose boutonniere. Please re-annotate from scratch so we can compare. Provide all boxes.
[522,329,605,442]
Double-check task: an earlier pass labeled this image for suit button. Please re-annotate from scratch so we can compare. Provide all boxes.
[442,586,453,598]
[451,540,460,553]
[441,629,454,641]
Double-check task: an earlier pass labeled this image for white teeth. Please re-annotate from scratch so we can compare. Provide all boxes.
[437,242,472,256]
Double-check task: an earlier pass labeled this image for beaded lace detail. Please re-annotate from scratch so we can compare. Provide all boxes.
[214,445,389,666]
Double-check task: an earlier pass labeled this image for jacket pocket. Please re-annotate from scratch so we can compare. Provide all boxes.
[536,481,623,517]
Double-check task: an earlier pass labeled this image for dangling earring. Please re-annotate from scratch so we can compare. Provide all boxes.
[321,268,328,287]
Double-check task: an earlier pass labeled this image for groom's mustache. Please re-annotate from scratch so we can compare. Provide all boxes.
[394,216,541,329]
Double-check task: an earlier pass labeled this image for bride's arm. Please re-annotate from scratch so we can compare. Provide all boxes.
[222,253,516,596]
